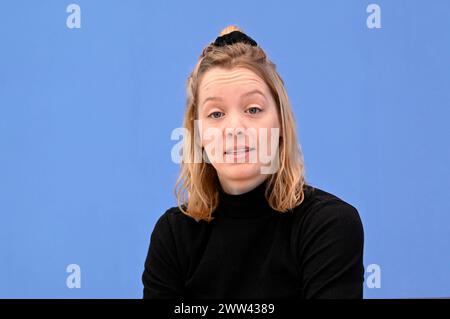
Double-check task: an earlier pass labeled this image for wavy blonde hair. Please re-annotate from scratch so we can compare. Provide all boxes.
[174,25,309,223]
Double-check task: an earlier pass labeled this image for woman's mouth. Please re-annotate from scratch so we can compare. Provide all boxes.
[225,147,249,154]
[224,147,255,161]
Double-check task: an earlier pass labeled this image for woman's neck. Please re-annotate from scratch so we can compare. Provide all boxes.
[218,174,269,195]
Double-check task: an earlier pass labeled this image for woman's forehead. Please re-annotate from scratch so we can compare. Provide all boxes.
[198,67,269,102]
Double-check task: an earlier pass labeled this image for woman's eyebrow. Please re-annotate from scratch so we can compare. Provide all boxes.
[201,89,266,107]
[202,96,223,107]
[241,89,267,100]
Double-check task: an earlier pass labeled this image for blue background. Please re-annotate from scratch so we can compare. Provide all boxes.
[1,0,449,298]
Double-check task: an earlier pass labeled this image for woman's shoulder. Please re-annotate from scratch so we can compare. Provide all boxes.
[153,204,206,234]
[301,184,356,206]
[294,184,363,232]
[149,205,210,253]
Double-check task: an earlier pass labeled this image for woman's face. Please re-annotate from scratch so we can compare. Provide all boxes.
[197,67,281,193]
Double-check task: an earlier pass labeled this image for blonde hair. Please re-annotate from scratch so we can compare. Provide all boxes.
[174,25,309,222]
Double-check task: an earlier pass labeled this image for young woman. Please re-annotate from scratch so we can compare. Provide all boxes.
[142,26,364,299]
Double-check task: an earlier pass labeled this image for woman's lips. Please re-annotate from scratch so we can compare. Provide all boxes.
[223,147,255,161]
[224,146,255,155]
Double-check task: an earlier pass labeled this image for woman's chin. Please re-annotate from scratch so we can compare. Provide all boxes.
[217,162,261,178]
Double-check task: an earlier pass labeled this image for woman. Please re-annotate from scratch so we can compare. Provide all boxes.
[142,25,364,299]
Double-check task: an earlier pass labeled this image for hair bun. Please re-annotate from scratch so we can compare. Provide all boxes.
[219,25,244,37]
[213,25,258,47]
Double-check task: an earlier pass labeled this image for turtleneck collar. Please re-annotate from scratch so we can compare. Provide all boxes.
[214,178,274,219]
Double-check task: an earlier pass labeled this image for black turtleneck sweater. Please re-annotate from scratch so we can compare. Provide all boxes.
[142,181,364,299]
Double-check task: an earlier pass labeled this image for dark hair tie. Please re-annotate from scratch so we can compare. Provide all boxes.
[213,30,258,47]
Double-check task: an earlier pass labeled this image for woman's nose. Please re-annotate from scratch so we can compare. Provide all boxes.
[225,113,246,137]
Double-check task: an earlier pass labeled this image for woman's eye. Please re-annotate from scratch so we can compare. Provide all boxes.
[208,111,224,119]
[246,106,262,114]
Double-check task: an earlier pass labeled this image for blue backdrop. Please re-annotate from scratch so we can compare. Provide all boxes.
[1,0,449,298]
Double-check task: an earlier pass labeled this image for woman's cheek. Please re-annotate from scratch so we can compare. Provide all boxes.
[203,136,223,163]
